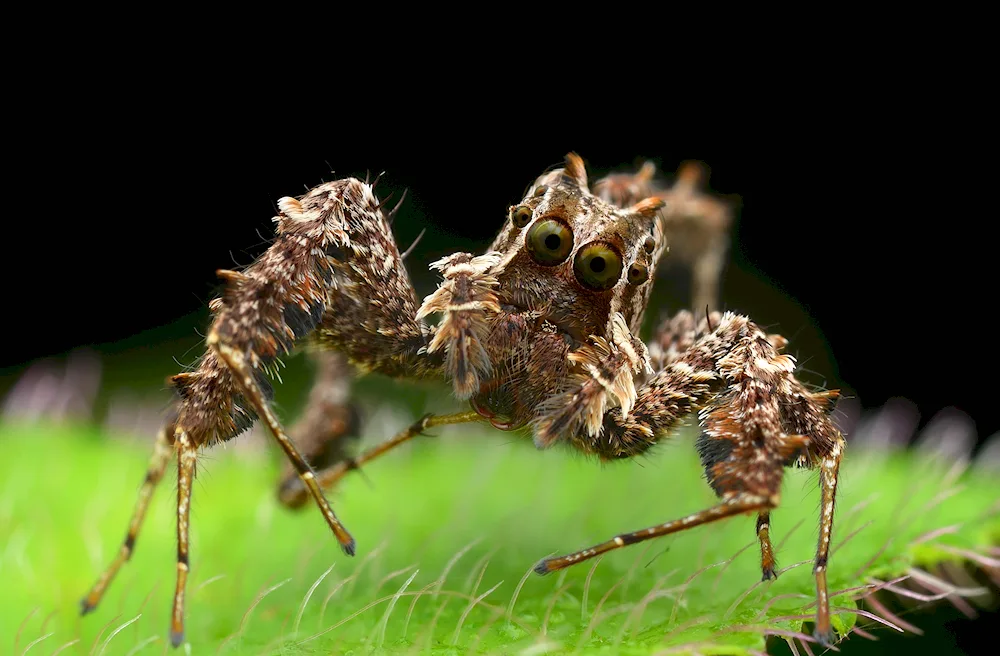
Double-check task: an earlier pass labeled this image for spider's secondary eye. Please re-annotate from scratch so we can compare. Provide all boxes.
[526,218,573,265]
[533,185,548,197]
[627,262,649,285]
[574,242,623,290]
[511,205,533,228]
[643,236,656,254]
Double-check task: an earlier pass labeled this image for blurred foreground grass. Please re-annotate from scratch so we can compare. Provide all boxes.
[2,420,998,655]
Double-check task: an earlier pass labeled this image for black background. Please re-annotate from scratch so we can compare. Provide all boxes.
[2,99,991,443]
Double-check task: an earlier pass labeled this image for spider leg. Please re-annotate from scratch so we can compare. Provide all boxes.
[536,496,774,572]
[535,311,844,646]
[82,175,448,645]
[278,203,500,505]
[276,351,361,508]
[813,435,845,645]
[210,332,356,554]
[170,428,196,647]
[310,179,440,381]
[279,410,482,506]
[690,238,726,314]
[757,511,777,580]
[80,419,173,615]
[656,315,785,581]
[647,309,721,371]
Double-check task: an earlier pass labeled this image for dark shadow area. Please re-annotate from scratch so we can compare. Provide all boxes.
[768,604,999,656]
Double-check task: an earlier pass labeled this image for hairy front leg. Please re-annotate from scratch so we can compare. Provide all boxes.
[652,311,790,582]
[308,180,440,380]
[82,175,440,646]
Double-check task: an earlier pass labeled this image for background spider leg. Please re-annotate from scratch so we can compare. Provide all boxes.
[593,161,733,313]
[279,410,482,506]
[689,242,726,314]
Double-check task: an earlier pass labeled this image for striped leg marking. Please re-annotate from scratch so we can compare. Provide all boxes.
[813,437,844,646]
[170,429,197,648]
[757,511,777,581]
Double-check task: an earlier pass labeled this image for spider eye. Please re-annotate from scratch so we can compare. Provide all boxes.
[574,242,623,290]
[533,185,548,197]
[511,205,533,228]
[526,218,573,265]
[627,262,649,285]
[642,236,656,254]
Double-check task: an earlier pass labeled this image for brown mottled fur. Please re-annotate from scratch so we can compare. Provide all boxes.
[83,154,845,648]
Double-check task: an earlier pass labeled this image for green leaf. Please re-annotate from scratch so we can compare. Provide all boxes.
[2,421,996,654]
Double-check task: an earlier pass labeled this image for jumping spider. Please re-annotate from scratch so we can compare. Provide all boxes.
[81,153,845,647]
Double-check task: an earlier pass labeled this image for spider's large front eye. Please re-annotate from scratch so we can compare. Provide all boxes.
[574,242,623,290]
[526,218,573,265]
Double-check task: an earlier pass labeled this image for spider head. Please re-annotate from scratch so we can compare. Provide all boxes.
[489,153,667,341]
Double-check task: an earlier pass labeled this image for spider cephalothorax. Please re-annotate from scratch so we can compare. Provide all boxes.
[82,153,845,648]
[421,154,665,436]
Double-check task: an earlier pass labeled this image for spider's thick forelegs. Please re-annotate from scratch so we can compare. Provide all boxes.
[291,180,436,379]
[83,175,439,646]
